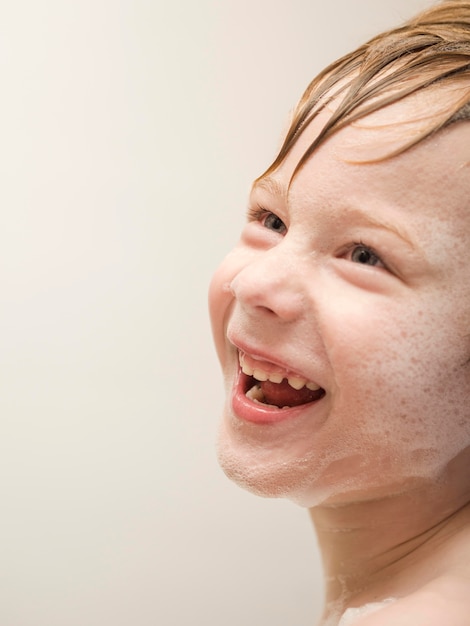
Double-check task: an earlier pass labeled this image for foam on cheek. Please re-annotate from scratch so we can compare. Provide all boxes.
[316,312,470,502]
[217,207,470,506]
[217,285,470,507]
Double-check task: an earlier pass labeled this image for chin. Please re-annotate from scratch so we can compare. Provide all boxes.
[215,419,454,509]
[215,423,349,507]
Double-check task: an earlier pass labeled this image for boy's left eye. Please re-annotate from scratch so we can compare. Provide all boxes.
[348,244,384,268]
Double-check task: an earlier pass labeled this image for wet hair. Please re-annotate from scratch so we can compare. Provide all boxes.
[262,0,470,181]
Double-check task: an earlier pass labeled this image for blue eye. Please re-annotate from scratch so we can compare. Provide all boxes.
[350,245,383,267]
[263,212,287,235]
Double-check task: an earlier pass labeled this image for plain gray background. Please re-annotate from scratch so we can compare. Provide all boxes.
[0,1,431,624]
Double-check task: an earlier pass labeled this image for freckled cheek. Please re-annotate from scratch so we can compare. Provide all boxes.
[326,299,469,424]
[324,304,434,401]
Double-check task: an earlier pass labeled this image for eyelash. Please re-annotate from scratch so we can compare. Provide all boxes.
[247,205,287,230]
[247,205,270,222]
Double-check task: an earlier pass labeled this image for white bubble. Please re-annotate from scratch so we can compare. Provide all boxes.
[337,598,397,626]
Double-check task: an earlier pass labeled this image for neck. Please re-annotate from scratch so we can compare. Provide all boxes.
[309,454,470,620]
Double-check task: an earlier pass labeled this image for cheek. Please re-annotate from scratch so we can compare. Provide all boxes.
[208,264,232,367]
[324,287,460,383]
[324,295,470,462]
[209,247,249,366]
[208,263,229,323]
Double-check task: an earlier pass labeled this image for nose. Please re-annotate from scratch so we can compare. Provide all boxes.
[230,246,306,322]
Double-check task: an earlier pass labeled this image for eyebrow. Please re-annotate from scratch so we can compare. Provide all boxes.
[252,176,417,249]
[252,176,287,198]
[342,208,417,249]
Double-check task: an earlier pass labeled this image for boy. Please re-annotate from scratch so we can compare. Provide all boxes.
[209,2,470,624]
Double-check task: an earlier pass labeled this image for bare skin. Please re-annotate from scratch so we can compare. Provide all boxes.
[317,451,470,625]
[209,91,470,625]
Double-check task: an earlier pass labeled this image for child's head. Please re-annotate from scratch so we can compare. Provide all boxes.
[209,1,470,507]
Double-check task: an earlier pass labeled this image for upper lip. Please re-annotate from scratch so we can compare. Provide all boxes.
[228,333,324,390]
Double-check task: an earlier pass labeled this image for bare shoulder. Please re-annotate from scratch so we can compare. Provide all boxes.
[339,576,470,626]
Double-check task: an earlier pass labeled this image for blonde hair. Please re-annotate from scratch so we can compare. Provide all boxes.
[263,1,470,180]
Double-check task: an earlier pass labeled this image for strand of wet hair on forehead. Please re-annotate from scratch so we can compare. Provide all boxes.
[297,40,470,170]
[260,0,470,184]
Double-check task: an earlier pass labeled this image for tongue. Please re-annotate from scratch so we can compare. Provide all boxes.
[260,379,323,408]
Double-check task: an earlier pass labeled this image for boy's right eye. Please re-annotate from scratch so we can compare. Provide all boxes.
[246,205,288,237]
[263,212,287,235]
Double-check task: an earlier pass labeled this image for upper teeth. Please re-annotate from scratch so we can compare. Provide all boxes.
[239,353,320,392]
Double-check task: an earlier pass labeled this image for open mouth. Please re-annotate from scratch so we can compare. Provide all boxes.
[239,351,325,409]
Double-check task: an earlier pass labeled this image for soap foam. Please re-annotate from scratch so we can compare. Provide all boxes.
[215,103,470,508]
[337,598,397,625]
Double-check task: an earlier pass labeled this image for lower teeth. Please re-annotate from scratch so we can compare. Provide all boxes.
[246,384,265,403]
[246,384,289,408]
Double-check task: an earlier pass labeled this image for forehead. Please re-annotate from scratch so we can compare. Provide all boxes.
[332,83,470,162]
[264,90,470,228]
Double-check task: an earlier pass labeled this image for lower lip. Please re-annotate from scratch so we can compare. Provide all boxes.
[231,371,323,425]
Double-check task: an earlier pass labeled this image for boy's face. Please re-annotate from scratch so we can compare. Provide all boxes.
[209,96,470,507]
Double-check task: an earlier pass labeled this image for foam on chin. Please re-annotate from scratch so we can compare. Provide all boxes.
[219,231,470,508]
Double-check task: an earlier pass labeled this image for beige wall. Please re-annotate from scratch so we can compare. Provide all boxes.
[0,1,431,624]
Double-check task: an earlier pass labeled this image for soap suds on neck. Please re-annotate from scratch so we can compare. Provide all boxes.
[336,598,397,625]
